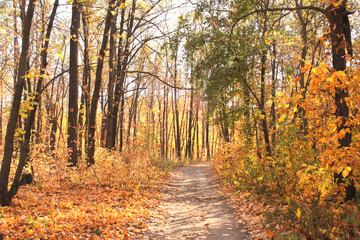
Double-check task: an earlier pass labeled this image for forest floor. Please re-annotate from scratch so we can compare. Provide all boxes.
[140,162,256,240]
[0,160,269,239]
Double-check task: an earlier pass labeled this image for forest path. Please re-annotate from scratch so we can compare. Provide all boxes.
[142,162,249,240]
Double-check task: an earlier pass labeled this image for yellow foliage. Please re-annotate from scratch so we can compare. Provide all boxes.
[212,59,360,239]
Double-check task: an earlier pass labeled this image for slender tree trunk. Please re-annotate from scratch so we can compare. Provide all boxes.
[244,87,252,146]
[260,51,271,157]
[49,103,57,151]
[87,0,116,165]
[186,88,193,158]
[9,0,59,199]
[106,11,117,149]
[295,5,309,134]
[219,109,230,142]
[0,97,2,147]
[259,10,271,157]
[68,0,81,166]
[161,85,169,158]
[0,0,36,206]
[205,116,210,159]
[194,97,199,160]
[202,107,205,158]
[271,42,277,146]
[253,109,261,159]
[119,92,125,150]
[110,0,132,150]
[165,86,169,158]
[127,72,142,144]
[159,85,164,156]
[13,0,19,86]
[78,5,91,157]
[173,58,181,158]
[100,97,107,148]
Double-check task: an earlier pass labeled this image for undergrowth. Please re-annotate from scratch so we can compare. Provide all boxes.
[0,141,183,239]
[213,139,360,240]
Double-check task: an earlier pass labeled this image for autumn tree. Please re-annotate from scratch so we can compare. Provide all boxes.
[0,0,36,206]
[190,0,357,200]
[87,0,116,165]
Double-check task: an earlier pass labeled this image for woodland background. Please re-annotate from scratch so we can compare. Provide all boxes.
[0,0,359,239]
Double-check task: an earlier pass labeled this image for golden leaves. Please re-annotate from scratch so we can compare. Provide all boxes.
[0,145,163,239]
[294,208,301,219]
[210,58,360,238]
[285,161,292,169]
[341,166,352,178]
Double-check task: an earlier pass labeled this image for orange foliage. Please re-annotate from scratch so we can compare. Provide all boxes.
[213,60,360,239]
[0,143,167,239]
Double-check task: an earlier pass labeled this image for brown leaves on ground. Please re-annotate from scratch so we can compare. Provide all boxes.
[0,146,169,240]
[0,182,161,239]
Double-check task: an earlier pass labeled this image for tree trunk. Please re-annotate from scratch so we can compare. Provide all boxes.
[325,2,355,201]
[105,10,117,149]
[49,103,57,151]
[87,0,116,165]
[13,0,19,86]
[0,0,36,206]
[0,97,2,147]
[185,88,193,159]
[9,0,59,199]
[271,42,277,145]
[173,57,181,158]
[68,0,81,166]
[127,71,142,144]
[79,5,91,157]
[110,0,132,150]
[295,5,309,134]
[244,87,252,146]
[205,114,211,159]
[260,51,271,157]
[259,10,271,157]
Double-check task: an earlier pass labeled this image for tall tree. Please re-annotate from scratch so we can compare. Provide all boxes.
[325,0,355,201]
[78,3,91,157]
[0,0,36,206]
[87,0,116,165]
[9,0,59,199]
[110,0,136,151]
[68,0,81,166]
[105,7,118,149]
[228,0,356,199]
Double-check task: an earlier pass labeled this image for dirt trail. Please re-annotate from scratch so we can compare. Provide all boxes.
[143,162,249,240]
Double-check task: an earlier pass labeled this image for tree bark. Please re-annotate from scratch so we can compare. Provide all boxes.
[259,9,271,157]
[260,51,271,157]
[173,55,181,158]
[78,5,91,157]
[185,88,194,158]
[68,0,81,166]
[271,41,277,145]
[105,10,117,149]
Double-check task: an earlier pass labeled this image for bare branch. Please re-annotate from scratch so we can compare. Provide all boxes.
[127,70,196,91]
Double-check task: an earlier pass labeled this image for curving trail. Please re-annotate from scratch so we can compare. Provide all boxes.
[143,162,249,240]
